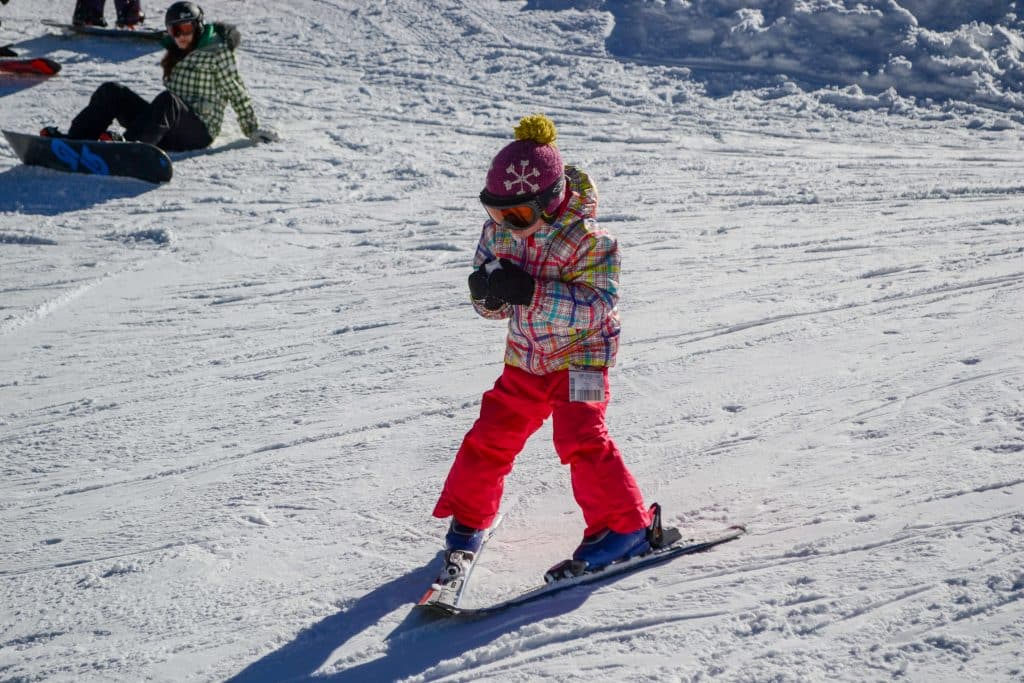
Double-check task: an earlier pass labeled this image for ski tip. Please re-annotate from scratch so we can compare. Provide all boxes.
[417,588,439,606]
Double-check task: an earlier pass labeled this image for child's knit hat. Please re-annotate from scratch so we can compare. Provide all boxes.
[485,114,564,200]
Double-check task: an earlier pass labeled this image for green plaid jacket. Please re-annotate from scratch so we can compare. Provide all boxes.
[162,25,258,139]
[471,166,622,375]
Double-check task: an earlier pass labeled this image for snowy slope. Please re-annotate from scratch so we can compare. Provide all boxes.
[2,1,1023,681]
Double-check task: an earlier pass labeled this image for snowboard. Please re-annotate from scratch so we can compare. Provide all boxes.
[0,57,61,76]
[41,19,165,41]
[3,130,173,183]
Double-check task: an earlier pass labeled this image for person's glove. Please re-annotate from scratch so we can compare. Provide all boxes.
[487,258,535,306]
[468,267,489,301]
[249,127,280,143]
[468,262,505,310]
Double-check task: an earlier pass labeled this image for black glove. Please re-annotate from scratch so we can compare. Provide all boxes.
[468,267,489,301]
[468,262,505,310]
[487,258,536,306]
[482,295,505,310]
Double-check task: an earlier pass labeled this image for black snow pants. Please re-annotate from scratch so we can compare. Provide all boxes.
[74,0,144,25]
[69,82,214,152]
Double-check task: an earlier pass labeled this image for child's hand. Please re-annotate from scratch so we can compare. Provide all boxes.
[488,259,535,306]
[469,262,505,310]
[468,268,489,301]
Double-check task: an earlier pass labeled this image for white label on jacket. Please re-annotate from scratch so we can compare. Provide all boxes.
[569,368,605,403]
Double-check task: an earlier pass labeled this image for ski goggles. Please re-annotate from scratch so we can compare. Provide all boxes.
[167,22,195,38]
[479,177,565,231]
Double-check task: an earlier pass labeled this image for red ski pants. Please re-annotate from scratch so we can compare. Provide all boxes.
[432,365,651,537]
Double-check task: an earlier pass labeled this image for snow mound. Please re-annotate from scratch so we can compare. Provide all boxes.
[528,0,1024,110]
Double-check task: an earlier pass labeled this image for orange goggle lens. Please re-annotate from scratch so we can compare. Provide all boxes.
[483,203,539,230]
[168,22,195,38]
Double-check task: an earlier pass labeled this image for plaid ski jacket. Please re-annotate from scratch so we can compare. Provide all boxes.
[161,24,258,140]
[472,166,621,375]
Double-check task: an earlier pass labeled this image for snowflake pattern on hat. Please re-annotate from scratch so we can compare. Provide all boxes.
[504,160,542,195]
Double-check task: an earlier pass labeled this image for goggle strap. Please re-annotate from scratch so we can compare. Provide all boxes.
[479,174,565,209]
[541,184,570,222]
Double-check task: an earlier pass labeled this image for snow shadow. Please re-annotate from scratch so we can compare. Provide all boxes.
[0,165,157,215]
[0,75,51,98]
[14,32,161,63]
[225,554,594,682]
[1,33,159,98]
[169,138,256,161]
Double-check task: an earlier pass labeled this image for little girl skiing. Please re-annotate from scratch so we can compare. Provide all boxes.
[433,114,655,578]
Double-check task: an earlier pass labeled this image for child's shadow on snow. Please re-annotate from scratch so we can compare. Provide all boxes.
[225,553,592,683]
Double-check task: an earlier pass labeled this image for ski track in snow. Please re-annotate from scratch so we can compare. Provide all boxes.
[2,1,1024,682]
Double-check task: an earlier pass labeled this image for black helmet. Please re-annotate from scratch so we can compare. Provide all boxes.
[165,2,204,29]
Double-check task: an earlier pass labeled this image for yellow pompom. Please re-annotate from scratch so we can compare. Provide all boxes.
[513,114,558,146]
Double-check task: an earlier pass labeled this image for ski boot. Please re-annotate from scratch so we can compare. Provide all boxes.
[445,519,484,555]
[72,14,109,28]
[116,12,145,29]
[439,519,485,582]
[544,503,678,583]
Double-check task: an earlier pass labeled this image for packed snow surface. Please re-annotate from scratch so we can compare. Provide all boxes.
[1,1,1023,681]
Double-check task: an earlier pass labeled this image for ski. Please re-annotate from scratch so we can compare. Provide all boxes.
[416,513,504,616]
[437,523,745,617]
[0,57,61,76]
